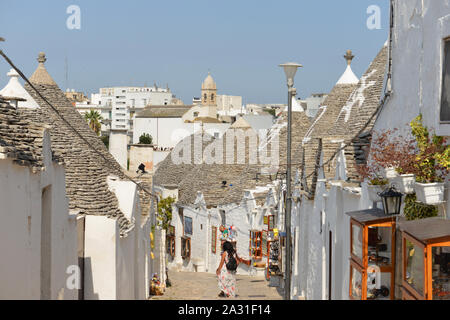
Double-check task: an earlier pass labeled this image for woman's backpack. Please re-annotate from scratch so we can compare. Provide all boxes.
[226,252,238,271]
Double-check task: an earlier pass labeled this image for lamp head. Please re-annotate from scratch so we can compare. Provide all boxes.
[279,62,302,87]
[379,185,403,216]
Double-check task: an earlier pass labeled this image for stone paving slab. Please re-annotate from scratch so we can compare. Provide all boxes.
[150,271,284,300]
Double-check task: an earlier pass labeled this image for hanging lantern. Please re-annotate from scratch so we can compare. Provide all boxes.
[379,186,403,215]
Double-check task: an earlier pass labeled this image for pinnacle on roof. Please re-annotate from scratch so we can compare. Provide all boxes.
[344,50,355,66]
[29,52,57,86]
[0,69,40,108]
[336,50,359,85]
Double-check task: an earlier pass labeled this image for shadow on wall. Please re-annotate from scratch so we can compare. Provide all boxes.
[83,257,99,300]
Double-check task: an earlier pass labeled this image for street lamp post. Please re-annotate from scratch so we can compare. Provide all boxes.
[279,62,302,300]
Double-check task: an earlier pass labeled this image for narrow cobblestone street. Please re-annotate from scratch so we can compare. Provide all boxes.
[150,271,284,300]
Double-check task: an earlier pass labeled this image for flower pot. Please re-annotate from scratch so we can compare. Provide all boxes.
[414,182,445,205]
[367,185,386,202]
[390,174,415,194]
[382,167,399,179]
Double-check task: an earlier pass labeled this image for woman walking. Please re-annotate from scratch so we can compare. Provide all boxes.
[216,241,251,298]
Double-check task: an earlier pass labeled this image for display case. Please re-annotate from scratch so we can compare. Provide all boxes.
[249,230,263,260]
[346,208,397,300]
[399,217,450,300]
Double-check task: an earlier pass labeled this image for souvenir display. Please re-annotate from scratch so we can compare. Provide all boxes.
[346,208,397,300]
[150,273,164,296]
[268,237,282,277]
[399,218,450,300]
[220,225,236,242]
[249,230,263,259]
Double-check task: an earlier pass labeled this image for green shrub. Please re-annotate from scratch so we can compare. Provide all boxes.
[139,133,153,145]
[157,196,176,231]
[403,193,438,221]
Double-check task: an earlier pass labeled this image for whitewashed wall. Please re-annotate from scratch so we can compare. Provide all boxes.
[376,0,450,137]
[133,117,231,148]
[0,135,77,300]
[133,118,185,147]
[83,178,149,300]
[374,0,450,215]
[109,130,128,169]
[293,181,370,300]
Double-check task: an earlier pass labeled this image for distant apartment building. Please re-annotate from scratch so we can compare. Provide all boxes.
[75,84,179,141]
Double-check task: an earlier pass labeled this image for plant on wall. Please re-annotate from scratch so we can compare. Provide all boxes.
[139,133,153,145]
[156,196,176,231]
[356,163,388,185]
[403,194,438,221]
[365,115,450,181]
[409,114,450,183]
[369,128,417,175]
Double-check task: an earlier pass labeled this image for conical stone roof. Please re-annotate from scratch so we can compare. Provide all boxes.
[29,52,57,86]
[21,52,138,236]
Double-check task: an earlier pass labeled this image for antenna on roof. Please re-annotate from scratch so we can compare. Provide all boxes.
[65,55,68,91]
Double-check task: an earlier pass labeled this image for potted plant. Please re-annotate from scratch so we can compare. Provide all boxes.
[369,129,418,194]
[356,164,388,202]
[409,115,449,205]
[390,146,417,195]
[367,177,389,203]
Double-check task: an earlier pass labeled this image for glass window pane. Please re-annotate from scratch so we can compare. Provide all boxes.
[367,268,391,300]
[351,266,363,300]
[352,224,363,260]
[441,40,450,122]
[432,246,450,300]
[405,239,425,295]
[368,226,392,266]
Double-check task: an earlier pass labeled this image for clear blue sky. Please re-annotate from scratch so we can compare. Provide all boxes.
[0,0,389,104]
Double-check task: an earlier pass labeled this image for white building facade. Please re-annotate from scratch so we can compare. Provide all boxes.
[0,95,78,300]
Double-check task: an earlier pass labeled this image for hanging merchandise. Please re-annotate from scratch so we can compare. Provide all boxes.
[220,225,236,242]
[273,228,279,238]
[268,236,282,277]
[150,273,164,296]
